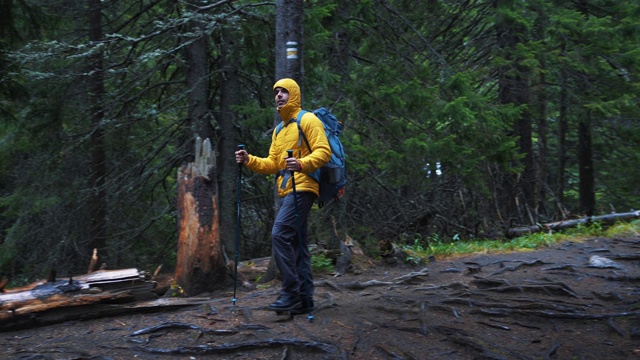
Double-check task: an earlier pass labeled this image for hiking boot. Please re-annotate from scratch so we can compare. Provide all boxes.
[267,294,301,311]
[291,296,315,314]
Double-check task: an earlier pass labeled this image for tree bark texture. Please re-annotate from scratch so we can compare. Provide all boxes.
[495,0,535,224]
[262,0,306,284]
[88,0,108,271]
[275,0,304,87]
[578,112,595,216]
[175,163,226,296]
[577,1,595,217]
[185,0,214,143]
[186,37,214,142]
[556,67,569,217]
[216,27,243,259]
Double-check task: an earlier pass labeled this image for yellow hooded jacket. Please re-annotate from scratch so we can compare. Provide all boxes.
[245,78,332,197]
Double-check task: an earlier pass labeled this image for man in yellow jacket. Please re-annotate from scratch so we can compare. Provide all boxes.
[235,78,331,313]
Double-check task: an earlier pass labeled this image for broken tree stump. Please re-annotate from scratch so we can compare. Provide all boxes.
[175,137,226,296]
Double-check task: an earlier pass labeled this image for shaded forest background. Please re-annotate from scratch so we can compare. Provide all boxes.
[1,0,639,285]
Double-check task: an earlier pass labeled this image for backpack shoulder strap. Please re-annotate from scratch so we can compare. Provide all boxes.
[275,110,307,137]
[296,110,308,122]
[295,110,312,151]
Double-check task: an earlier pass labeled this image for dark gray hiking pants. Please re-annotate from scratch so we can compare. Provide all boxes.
[272,191,316,298]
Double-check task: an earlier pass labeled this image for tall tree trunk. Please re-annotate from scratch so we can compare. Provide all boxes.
[495,0,535,225]
[576,0,595,216]
[321,0,351,251]
[533,9,548,220]
[275,0,304,88]
[578,112,595,216]
[216,27,242,263]
[0,0,13,42]
[185,28,214,142]
[88,0,108,271]
[513,86,534,221]
[328,0,351,80]
[535,68,548,219]
[262,0,305,283]
[556,68,569,218]
[174,2,224,295]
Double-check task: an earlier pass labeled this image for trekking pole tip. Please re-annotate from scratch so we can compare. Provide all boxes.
[308,314,314,323]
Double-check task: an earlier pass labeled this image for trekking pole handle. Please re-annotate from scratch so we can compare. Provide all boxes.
[286,150,295,173]
[237,144,245,167]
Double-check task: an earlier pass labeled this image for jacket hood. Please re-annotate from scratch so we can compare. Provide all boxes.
[273,78,301,122]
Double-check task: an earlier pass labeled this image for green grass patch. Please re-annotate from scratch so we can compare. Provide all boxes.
[311,253,335,273]
[401,220,640,263]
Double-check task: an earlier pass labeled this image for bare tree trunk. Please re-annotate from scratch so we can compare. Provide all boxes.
[535,68,548,219]
[174,2,224,295]
[321,0,351,251]
[88,0,108,271]
[495,0,535,225]
[556,67,569,218]
[576,0,595,217]
[262,0,305,283]
[533,9,549,220]
[275,0,304,87]
[216,27,242,262]
[0,0,13,42]
[184,18,214,142]
[578,113,595,216]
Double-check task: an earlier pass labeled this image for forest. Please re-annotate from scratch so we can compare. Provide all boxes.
[1,0,639,286]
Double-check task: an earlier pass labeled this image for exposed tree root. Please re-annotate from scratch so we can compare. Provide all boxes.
[543,341,561,360]
[375,343,419,359]
[433,325,533,360]
[472,278,579,297]
[128,321,241,337]
[136,337,339,355]
[470,307,640,320]
[337,267,430,289]
[488,259,548,276]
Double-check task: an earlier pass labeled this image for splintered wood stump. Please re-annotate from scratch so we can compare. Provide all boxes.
[175,162,226,296]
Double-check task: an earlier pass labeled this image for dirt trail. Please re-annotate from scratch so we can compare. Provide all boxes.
[1,236,639,359]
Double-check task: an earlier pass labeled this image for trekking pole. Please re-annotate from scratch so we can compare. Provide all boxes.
[286,150,314,323]
[232,144,244,305]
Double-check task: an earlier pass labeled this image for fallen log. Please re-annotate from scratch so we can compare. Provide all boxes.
[0,268,209,331]
[0,295,213,332]
[507,210,640,238]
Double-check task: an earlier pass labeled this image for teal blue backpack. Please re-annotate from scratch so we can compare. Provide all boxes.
[276,107,346,207]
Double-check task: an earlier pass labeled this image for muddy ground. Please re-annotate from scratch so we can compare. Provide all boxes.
[1,235,639,360]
